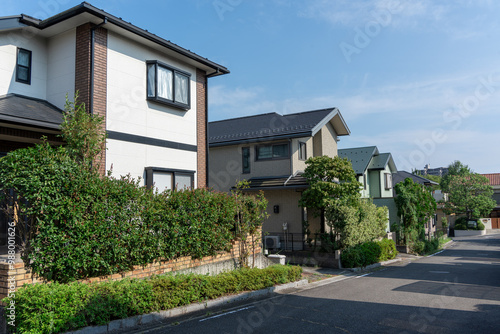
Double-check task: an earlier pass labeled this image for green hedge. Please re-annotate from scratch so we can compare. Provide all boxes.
[341,239,398,268]
[3,265,302,334]
[0,143,271,283]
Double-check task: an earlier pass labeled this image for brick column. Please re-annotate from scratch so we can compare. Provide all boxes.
[75,23,107,175]
[196,69,207,188]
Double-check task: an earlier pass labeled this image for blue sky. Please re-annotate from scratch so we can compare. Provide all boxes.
[4,0,500,174]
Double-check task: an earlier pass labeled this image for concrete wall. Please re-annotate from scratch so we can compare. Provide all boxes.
[106,31,199,182]
[46,28,75,108]
[0,30,48,99]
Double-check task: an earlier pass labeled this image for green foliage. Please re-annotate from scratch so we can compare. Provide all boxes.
[327,199,388,248]
[3,265,302,334]
[444,173,495,219]
[341,239,397,268]
[454,216,485,231]
[440,160,471,193]
[60,93,107,169]
[231,180,269,267]
[394,178,436,245]
[299,155,361,217]
[0,142,255,283]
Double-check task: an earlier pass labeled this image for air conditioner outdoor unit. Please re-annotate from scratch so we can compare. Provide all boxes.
[265,236,281,249]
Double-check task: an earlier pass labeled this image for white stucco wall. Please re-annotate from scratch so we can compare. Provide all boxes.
[0,30,47,99]
[106,32,198,182]
[46,28,75,109]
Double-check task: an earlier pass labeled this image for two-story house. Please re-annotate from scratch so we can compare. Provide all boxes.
[0,2,228,248]
[208,108,350,250]
[338,146,397,231]
[0,2,228,188]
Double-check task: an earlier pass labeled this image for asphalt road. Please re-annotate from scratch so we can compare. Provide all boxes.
[127,234,500,333]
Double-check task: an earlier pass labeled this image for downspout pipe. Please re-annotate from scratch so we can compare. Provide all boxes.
[90,17,107,114]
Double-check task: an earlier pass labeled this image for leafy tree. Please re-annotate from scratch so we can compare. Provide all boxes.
[60,93,107,169]
[394,178,436,244]
[444,174,495,219]
[299,155,361,217]
[440,160,471,193]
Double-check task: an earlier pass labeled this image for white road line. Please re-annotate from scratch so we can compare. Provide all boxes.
[427,250,444,257]
[355,273,372,279]
[199,306,255,322]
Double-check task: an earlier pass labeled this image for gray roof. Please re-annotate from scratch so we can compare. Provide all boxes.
[338,146,378,175]
[244,175,309,191]
[393,171,438,187]
[0,94,63,129]
[209,108,350,146]
[338,146,397,175]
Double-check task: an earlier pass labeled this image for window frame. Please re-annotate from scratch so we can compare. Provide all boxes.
[384,173,392,190]
[298,142,307,161]
[16,48,32,85]
[255,142,290,161]
[146,60,191,110]
[145,167,195,192]
[242,147,250,174]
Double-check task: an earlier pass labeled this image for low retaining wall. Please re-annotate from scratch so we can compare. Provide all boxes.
[0,233,267,301]
[454,229,486,237]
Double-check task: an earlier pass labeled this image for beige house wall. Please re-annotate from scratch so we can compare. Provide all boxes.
[291,137,313,172]
[209,141,291,192]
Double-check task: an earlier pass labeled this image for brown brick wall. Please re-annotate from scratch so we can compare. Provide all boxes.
[75,23,107,175]
[196,69,207,188]
[0,230,263,300]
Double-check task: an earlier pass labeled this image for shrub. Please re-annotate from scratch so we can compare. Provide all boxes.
[3,265,302,334]
[0,142,269,283]
[328,199,388,249]
[477,221,485,230]
[454,217,468,230]
[341,239,398,268]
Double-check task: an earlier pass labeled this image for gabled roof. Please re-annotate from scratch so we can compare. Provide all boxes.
[208,108,350,147]
[392,171,438,187]
[481,173,500,186]
[0,2,228,77]
[338,146,396,175]
[0,94,63,130]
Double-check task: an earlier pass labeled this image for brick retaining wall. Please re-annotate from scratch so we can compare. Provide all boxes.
[0,232,263,300]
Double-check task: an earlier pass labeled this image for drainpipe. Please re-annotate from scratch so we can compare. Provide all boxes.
[90,18,108,114]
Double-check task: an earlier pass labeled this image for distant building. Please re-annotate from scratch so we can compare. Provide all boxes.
[417,164,448,177]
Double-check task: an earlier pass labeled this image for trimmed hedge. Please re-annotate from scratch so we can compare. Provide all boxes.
[0,143,269,283]
[341,239,398,268]
[3,265,302,334]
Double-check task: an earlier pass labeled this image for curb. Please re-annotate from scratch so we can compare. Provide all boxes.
[64,279,309,334]
[346,257,402,273]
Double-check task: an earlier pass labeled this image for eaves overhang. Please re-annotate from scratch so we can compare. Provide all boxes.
[310,108,350,137]
[209,131,313,148]
[15,2,229,77]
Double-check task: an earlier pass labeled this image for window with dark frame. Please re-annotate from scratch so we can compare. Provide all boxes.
[242,147,250,173]
[363,175,367,190]
[145,167,194,192]
[146,60,190,110]
[16,48,32,84]
[299,142,307,161]
[256,143,289,160]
